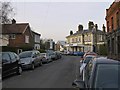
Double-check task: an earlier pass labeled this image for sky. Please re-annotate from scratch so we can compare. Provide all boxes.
[8,0,114,42]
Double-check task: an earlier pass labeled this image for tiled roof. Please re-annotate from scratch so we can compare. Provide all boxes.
[2,23,29,34]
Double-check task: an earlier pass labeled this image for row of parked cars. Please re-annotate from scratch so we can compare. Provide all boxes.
[0,50,62,79]
[65,51,85,57]
[72,52,120,89]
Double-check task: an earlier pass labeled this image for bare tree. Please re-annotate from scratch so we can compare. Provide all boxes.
[0,2,14,24]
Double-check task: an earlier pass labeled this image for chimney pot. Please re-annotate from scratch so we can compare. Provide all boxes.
[12,19,16,24]
[78,24,83,31]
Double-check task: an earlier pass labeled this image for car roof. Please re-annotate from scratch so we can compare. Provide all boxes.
[94,57,120,64]
[0,52,14,54]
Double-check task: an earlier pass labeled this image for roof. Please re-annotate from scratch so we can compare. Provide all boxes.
[32,31,41,36]
[1,23,29,34]
[57,41,66,45]
[94,58,120,64]
[66,29,104,38]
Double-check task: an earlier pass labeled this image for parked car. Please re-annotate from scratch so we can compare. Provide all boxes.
[1,52,22,78]
[41,53,52,63]
[72,57,120,89]
[73,52,85,57]
[19,50,42,70]
[83,52,97,58]
[55,51,62,59]
[79,55,96,79]
[67,51,74,55]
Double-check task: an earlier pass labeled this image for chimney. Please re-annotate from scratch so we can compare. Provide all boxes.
[70,30,73,35]
[95,24,98,30]
[78,24,83,31]
[12,19,16,24]
[102,24,106,32]
[88,21,94,30]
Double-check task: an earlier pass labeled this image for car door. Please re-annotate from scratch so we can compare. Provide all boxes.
[32,52,37,65]
[36,51,41,64]
[84,60,94,88]
[2,53,11,77]
[8,52,18,73]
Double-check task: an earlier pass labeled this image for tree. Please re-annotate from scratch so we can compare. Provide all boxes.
[0,2,14,24]
[40,39,46,50]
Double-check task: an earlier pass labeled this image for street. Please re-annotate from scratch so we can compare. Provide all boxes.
[2,56,80,88]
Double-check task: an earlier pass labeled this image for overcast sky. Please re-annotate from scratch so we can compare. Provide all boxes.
[9,0,114,42]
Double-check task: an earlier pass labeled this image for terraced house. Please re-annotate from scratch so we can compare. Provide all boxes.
[66,21,106,54]
[106,0,120,60]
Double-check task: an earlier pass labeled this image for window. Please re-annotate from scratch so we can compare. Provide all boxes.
[9,52,16,61]
[84,35,87,42]
[107,40,110,52]
[19,52,32,59]
[116,12,119,28]
[94,64,120,88]
[107,21,109,32]
[9,34,16,39]
[78,37,81,42]
[99,35,103,41]
[85,60,93,85]
[88,35,91,42]
[72,38,74,43]
[75,38,77,42]
[111,17,114,30]
[25,35,29,43]
[112,38,114,54]
[2,53,11,63]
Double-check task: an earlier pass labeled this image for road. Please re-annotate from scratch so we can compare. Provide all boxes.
[2,56,81,88]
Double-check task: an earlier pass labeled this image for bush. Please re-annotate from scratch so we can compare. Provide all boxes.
[99,44,107,56]
[38,49,46,53]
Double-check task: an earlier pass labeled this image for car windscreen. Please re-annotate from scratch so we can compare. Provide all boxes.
[83,57,93,63]
[19,52,32,58]
[94,64,120,88]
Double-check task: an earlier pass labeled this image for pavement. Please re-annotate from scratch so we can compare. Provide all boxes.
[2,55,81,88]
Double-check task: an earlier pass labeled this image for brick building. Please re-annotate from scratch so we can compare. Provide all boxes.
[106,0,120,60]
[2,21,34,53]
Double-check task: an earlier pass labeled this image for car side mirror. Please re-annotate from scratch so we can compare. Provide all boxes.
[72,80,85,88]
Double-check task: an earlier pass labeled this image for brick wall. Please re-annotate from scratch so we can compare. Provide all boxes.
[9,27,34,48]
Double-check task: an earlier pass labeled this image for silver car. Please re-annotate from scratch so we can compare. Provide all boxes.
[19,50,43,70]
[79,55,96,80]
[41,53,52,63]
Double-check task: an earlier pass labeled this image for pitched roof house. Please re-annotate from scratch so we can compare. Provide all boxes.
[2,22,34,51]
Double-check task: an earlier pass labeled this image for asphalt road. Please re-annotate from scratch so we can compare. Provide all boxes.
[2,56,81,88]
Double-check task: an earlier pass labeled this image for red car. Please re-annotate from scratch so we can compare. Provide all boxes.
[83,52,97,58]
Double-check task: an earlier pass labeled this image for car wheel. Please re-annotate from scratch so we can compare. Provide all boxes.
[17,66,22,75]
[31,63,35,70]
